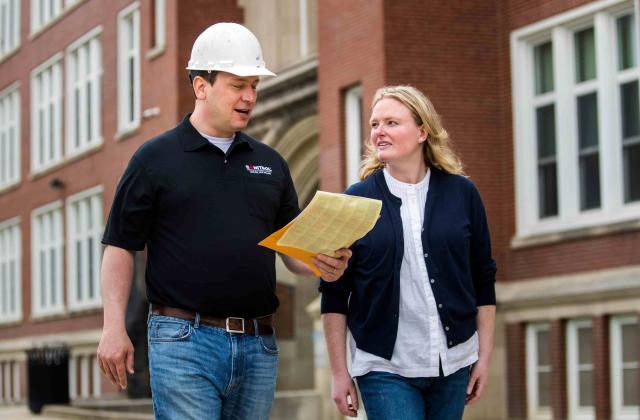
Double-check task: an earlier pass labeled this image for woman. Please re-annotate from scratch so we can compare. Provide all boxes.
[320,85,496,419]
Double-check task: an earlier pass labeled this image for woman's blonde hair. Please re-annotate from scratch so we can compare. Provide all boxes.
[359,85,464,180]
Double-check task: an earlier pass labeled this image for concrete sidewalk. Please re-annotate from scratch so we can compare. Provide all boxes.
[0,405,64,419]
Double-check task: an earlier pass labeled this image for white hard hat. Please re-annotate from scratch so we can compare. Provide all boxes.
[186,22,276,77]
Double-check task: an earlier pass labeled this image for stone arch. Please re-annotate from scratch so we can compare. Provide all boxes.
[272,115,319,207]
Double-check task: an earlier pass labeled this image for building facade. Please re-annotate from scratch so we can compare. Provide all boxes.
[0,1,638,420]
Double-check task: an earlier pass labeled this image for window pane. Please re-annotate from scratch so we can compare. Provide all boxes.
[580,153,600,210]
[578,93,599,149]
[534,42,554,94]
[538,371,551,407]
[621,81,640,139]
[617,14,637,70]
[578,327,592,364]
[537,330,550,365]
[622,323,638,363]
[624,143,640,203]
[623,367,639,406]
[579,370,593,407]
[575,27,596,82]
[539,163,558,218]
[537,105,556,158]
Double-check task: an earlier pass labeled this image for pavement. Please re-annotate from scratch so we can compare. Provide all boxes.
[0,405,64,419]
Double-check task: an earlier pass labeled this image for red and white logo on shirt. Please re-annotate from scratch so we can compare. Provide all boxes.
[245,165,273,175]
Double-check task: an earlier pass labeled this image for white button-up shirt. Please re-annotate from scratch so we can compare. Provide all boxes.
[349,168,478,378]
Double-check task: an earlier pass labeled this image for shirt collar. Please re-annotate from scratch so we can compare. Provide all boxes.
[177,113,254,152]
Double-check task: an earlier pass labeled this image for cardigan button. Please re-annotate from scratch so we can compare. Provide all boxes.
[430,279,435,284]
[449,341,453,346]
[445,326,450,331]
[424,253,428,258]
[438,304,443,309]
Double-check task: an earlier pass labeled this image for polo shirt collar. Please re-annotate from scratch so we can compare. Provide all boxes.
[178,113,254,152]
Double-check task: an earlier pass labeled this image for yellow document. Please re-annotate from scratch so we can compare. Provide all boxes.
[258,191,382,275]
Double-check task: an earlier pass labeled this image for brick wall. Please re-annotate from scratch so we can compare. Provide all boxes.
[317,0,386,193]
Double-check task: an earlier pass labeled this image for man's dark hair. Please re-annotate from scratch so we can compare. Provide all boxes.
[188,70,218,86]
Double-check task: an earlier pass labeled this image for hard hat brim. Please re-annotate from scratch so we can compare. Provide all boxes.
[185,64,276,78]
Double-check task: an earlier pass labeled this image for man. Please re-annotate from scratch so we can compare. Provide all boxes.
[97,22,350,420]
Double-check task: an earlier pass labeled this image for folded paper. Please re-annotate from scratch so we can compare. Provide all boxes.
[259,191,382,275]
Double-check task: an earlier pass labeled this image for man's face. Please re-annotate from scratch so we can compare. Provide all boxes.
[201,72,260,137]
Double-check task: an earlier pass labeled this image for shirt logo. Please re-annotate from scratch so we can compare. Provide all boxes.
[245,165,273,175]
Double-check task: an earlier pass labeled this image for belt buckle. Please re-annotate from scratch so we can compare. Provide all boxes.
[225,317,245,334]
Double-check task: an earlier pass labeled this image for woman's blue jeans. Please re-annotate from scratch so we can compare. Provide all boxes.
[147,314,279,420]
[356,367,470,420]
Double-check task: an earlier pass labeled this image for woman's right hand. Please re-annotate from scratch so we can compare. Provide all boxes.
[332,370,359,417]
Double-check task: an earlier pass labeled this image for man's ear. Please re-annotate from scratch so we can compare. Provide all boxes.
[192,76,207,100]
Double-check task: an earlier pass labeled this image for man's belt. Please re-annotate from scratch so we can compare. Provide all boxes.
[151,305,274,336]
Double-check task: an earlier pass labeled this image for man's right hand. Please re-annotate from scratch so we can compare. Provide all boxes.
[96,329,134,390]
[332,371,359,417]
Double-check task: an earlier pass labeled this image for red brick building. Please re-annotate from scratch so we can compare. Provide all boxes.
[0,0,638,419]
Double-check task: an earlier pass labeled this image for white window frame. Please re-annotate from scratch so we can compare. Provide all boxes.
[117,2,141,134]
[298,0,308,57]
[511,0,640,240]
[345,84,363,187]
[566,319,595,420]
[0,83,20,190]
[30,0,80,34]
[146,0,165,58]
[31,200,64,317]
[69,349,101,400]
[65,26,103,157]
[526,323,552,420]
[610,315,640,420]
[0,0,20,59]
[0,217,21,324]
[30,53,63,173]
[0,359,21,402]
[66,186,103,311]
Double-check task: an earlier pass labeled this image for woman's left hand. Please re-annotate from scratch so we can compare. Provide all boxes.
[466,358,490,405]
[314,248,352,282]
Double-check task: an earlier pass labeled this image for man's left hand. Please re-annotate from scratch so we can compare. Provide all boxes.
[313,248,352,282]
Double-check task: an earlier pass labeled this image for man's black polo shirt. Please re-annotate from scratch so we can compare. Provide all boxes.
[102,115,300,318]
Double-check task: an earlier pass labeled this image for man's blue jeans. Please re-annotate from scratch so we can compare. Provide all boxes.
[356,367,470,420]
[147,314,279,420]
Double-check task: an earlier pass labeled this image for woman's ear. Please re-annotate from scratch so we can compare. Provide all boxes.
[419,126,428,143]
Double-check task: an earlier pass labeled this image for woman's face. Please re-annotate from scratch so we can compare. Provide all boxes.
[369,97,426,168]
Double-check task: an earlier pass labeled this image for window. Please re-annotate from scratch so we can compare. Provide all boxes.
[610,316,639,420]
[345,84,363,187]
[617,13,640,203]
[148,0,165,57]
[69,350,100,399]
[566,319,594,420]
[31,54,63,172]
[66,187,102,310]
[0,218,20,324]
[0,0,20,58]
[526,323,552,419]
[66,27,102,156]
[31,0,79,33]
[117,2,140,133]
[0,360,21,403]
[512,1,640,239]
[0,84,20,189]
[31,201,64,317]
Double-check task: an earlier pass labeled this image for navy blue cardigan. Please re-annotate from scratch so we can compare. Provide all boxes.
[320,169,496,360]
